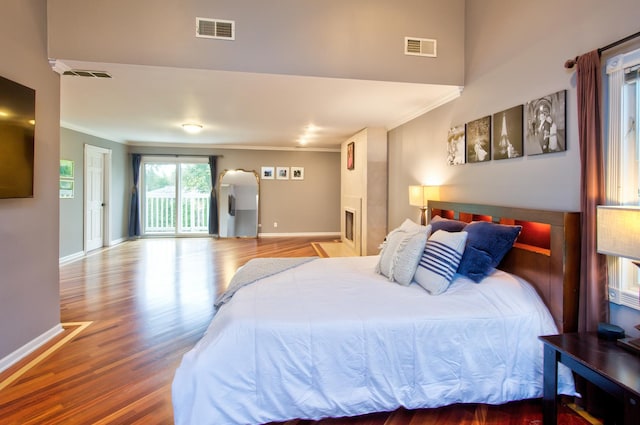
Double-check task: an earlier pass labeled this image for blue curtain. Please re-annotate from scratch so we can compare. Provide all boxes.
[128,154,142,237]
[208,156,219,235]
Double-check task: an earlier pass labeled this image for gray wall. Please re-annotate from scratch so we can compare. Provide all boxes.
[131,146,340,234]
[387,0,640,334]
[0,0,61,361]
[59,127,130,258]
[47,0,464,86]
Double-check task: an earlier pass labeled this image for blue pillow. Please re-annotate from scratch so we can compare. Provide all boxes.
[457,221,522,282]
[430,215,467,233]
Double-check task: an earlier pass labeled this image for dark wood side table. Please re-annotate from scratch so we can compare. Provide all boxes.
[540,333,640,425]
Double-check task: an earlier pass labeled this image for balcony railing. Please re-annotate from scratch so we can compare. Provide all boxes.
[145,192,210,233]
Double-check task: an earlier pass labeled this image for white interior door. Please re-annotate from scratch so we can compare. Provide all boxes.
[85,145,111,252]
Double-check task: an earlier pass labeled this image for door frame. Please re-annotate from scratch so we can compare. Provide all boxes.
[83,144,112,252]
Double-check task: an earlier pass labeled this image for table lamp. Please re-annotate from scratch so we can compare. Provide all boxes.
[597,205,640,352]
[597,205,640,267]
[408,185,440,226]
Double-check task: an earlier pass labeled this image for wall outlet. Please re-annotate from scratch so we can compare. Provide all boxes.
[273,222,278,228]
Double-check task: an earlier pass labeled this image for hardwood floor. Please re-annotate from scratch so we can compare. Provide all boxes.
[0,237,593,425]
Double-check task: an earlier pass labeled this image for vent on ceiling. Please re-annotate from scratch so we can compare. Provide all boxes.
[196,17,235,40]
[404,37,437,57]
[63,70,112,78]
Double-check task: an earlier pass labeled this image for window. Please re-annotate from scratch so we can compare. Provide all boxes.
[605,47,640,309]
[141,157,211,235]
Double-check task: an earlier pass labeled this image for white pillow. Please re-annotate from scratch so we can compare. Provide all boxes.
[414,230,468,295]
[391,231,428,285]
[376,218,431,274]
[376,219,432,282]
[398,218,431,235]
[376,228,406,277]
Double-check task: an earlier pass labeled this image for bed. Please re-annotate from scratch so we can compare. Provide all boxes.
[172,202,581,425]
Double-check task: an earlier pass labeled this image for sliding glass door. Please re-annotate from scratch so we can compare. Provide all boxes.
[142,157,211,235]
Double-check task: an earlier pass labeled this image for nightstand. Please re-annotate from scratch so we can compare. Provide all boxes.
[540,333,640,425]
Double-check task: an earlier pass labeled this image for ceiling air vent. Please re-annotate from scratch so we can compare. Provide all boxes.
[404,37,437,57]
[62,70,112,78]
[196,17,235,40]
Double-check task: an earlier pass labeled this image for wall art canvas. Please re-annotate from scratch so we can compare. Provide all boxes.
[60,159,75,179]
[492,105,523,160]
[276,166,289,180]
[346,142,355,170]
[466,116,491,163]
[291,166,304,180]
[525,90,566,155]
[59,179,74,199]
[261,166,274,180]
[447,125,466,165]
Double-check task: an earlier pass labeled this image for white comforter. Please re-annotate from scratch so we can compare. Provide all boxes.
[172,255,574,425]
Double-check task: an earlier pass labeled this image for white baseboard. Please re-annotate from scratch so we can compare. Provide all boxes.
[108,237,126,246]
[258,232,340,238]
[59,238,128,265]
[59,251,85,265]
[0,324,63,373]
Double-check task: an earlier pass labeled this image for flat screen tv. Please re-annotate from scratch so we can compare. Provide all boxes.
[0,74,35,199]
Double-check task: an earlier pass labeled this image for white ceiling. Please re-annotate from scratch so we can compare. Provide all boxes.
[58,60,462,150]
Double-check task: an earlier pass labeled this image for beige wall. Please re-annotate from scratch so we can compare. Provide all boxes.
[0,0,61,362]
[131,146,340,234]
[47,0,464,86]
[388,0,640,229]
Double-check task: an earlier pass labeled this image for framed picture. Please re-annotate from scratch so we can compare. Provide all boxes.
[291,166,304,180]
[276,167,289,180]
[492,105,523,160]
[466,116,491,163]
[60,159,74,179]
[59,179,74,199]
[525,89,566,155]
[347,142,355,170]
[447,125,466,165]
[261,166,274,180]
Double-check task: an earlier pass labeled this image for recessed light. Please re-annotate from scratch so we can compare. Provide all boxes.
[182,123,203,133]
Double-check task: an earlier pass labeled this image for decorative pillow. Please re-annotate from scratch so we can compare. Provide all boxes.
[398,218,431,236]
[430,215,467,233]
[376,228,406,277]
[456,221,522,282]
[390,231,428,285]
[376,219,432,278]
[414,230,468,295]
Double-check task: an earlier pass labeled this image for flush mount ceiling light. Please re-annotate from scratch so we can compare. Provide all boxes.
[182,123,203,133]
[297,123,319,145]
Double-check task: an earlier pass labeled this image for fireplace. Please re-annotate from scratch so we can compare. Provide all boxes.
[345,209,354,243]
[342,197,361,255]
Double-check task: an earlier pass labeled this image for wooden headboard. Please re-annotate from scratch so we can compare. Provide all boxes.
[428,201,581,333]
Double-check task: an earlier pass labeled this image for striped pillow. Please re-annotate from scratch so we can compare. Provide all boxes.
[414,230,468,295]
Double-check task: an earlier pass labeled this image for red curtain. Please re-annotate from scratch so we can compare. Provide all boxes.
[576,50,608,332]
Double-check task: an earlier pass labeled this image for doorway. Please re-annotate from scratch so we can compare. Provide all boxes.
[84,144,111,252]
[141,157,211,236]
